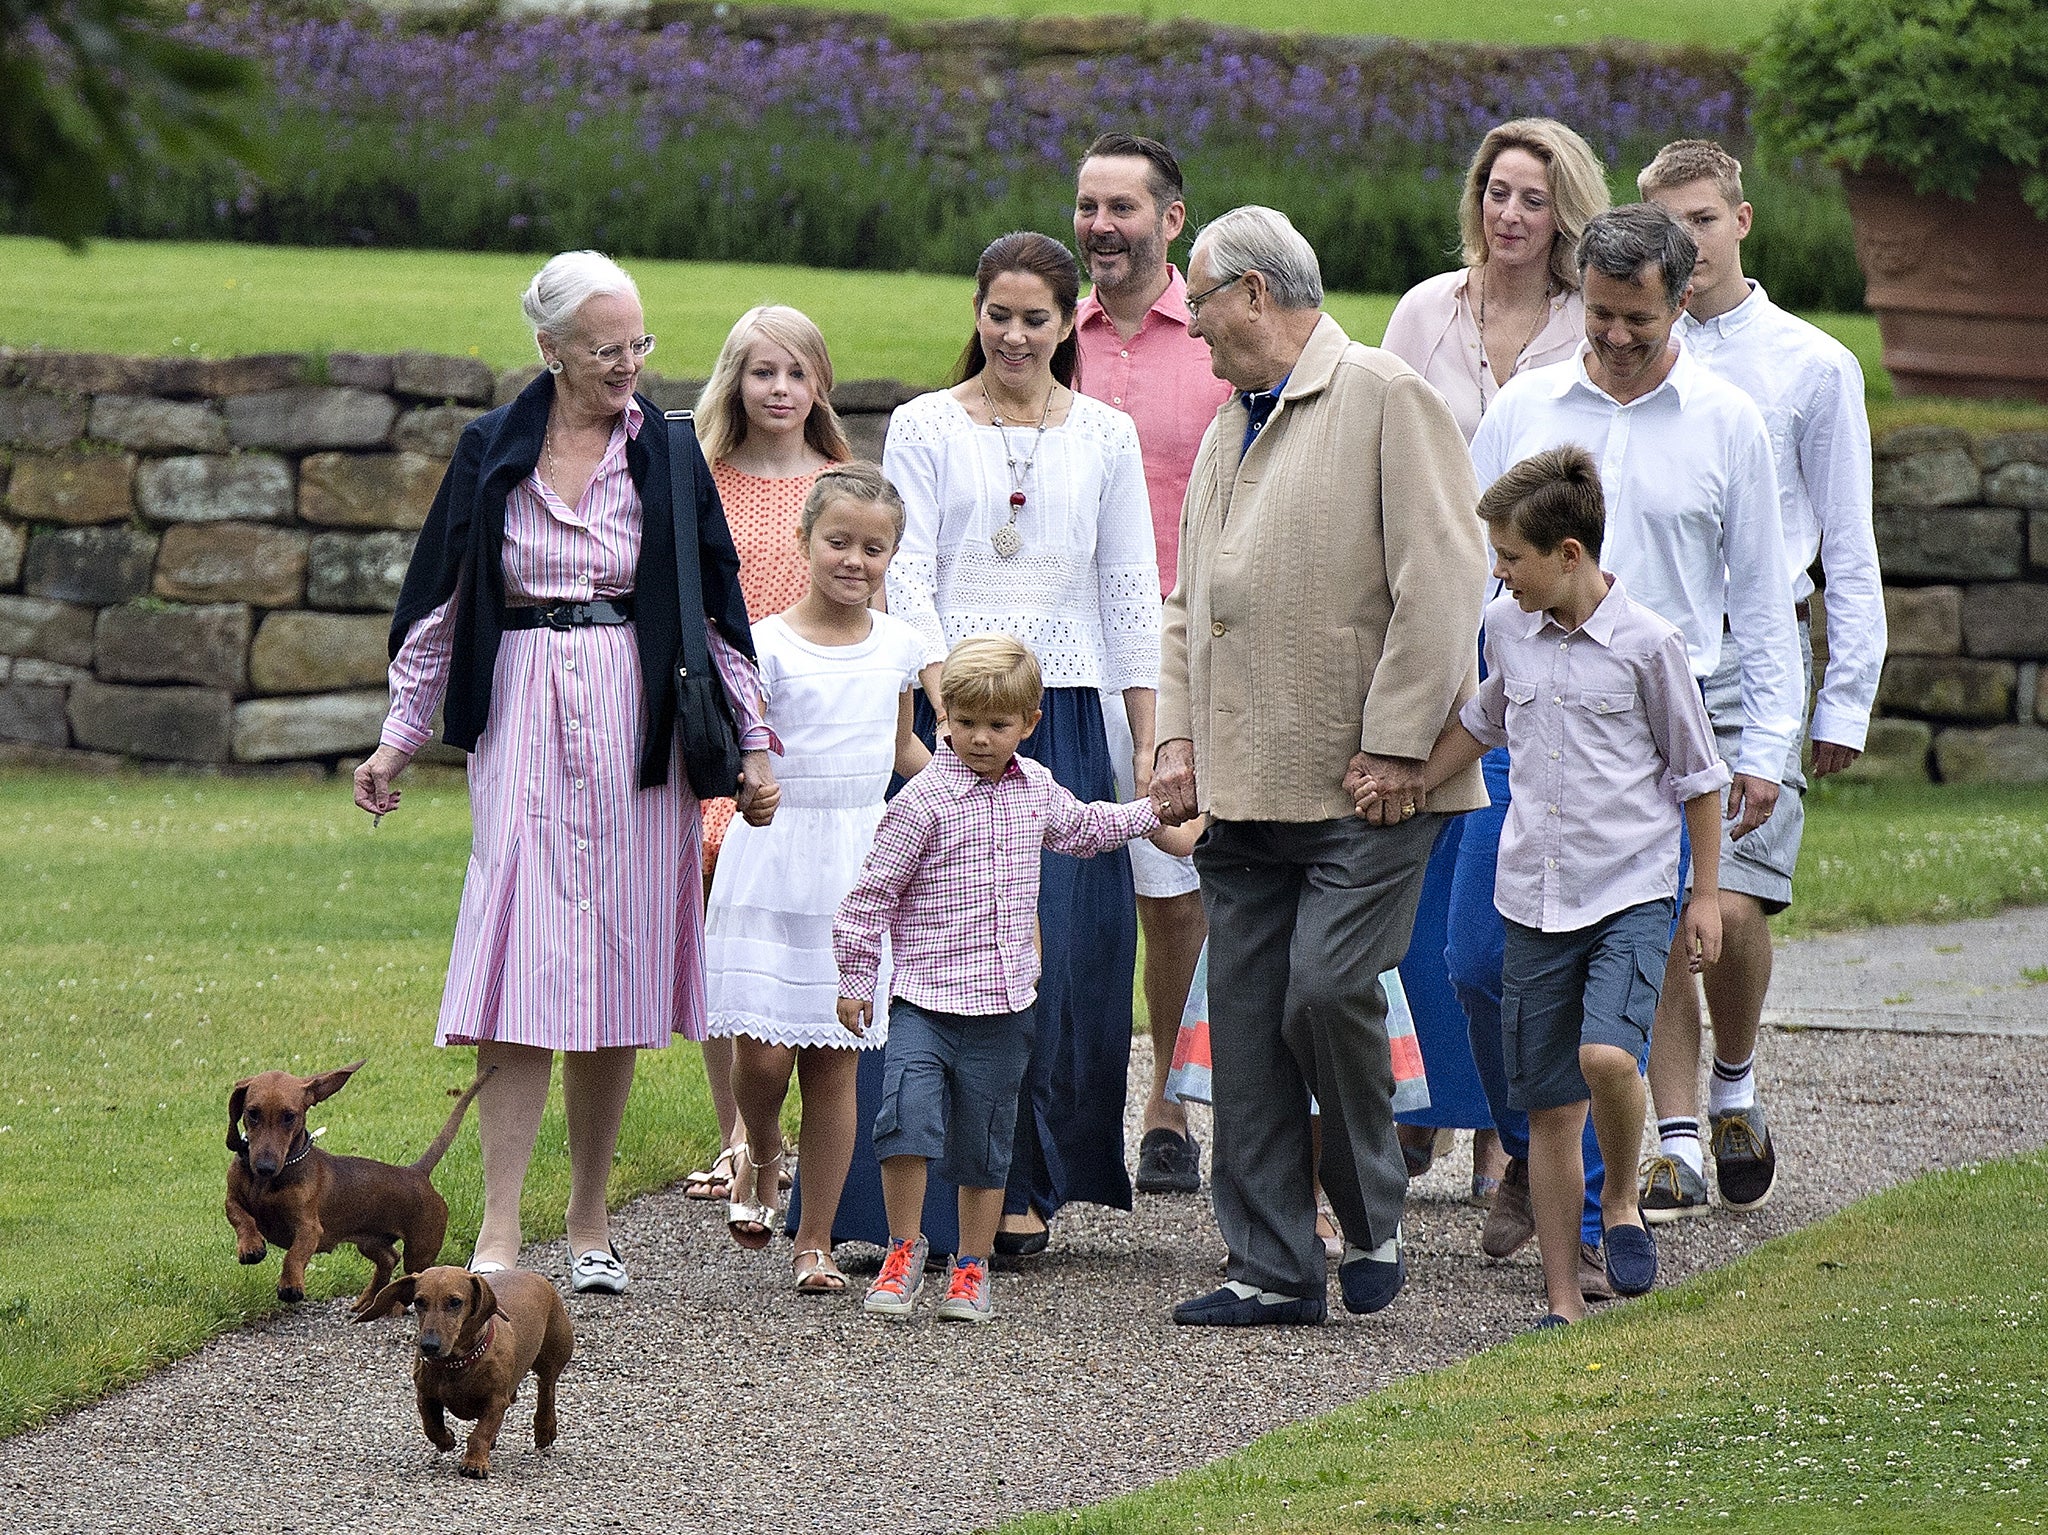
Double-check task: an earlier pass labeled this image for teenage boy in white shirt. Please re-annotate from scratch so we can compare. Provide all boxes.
[1635,139,1887,1220]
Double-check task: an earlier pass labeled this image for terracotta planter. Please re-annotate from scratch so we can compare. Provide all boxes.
[1843,167,2048,402]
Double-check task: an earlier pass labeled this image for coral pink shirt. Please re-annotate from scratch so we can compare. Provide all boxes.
[1075,266,1233,597]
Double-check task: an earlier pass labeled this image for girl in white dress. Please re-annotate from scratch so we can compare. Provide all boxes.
[704,463,932,1292]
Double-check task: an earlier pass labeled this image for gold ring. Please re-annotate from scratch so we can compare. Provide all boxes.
[1402,802,1416,815]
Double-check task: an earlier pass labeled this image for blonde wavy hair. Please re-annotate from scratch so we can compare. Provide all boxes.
[694,305,852,466]
[1457,118,1611,292]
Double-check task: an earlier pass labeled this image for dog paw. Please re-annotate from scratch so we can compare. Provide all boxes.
[428,1433,457,1453]
[238,1245,266,1265]
[459,1461,490,1480]
[276,1284,304,1304]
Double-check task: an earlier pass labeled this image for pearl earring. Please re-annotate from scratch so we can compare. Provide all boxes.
[546,359,564,374]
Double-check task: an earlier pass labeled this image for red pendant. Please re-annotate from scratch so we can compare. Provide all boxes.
[1009,490,1027,509]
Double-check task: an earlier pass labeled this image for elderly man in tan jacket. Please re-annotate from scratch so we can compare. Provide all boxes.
[1155,206,1490,1326]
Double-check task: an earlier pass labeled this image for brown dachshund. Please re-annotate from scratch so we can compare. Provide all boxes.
[357,1265,574,1478]
[225,1061,491,1314]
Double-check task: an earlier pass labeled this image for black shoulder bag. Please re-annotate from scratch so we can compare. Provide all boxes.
[664,409,747,801]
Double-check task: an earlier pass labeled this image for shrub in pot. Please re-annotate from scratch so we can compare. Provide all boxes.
[1750,0,2048,399]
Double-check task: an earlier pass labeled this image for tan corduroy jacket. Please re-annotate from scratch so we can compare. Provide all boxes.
[1158,313,1490,822]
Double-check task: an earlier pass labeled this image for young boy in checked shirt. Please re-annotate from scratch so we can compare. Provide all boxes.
[835,635,1180,1323]
[1354,446,1729,1327]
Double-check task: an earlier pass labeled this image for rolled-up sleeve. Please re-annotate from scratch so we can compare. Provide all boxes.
[1642,628,1734,804]
[381,596,456,754]
[708,623,779,754]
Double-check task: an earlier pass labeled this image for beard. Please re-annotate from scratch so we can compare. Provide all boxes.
[1086,223,1169,295]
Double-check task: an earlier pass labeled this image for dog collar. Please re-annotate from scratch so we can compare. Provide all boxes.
[235,1128,314,1177]
[427,1317,496,1372]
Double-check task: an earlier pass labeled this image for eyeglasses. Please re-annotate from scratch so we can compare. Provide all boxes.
[583,335,657,365]
[1185,273,1244,319]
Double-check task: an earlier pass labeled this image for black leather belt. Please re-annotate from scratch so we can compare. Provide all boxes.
[504,596,635,630]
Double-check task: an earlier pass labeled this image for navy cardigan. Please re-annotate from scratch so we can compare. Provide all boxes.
[387,372,755,790]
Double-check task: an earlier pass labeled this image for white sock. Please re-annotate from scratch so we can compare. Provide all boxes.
[1709,1053,1757,1115]
[1223,1279,1300,1306]
[1341,1229,1403,1267]
[1658,1117,1705,1176]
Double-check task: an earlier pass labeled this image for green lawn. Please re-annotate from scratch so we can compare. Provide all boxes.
[778,0,1784,47]
[0,236,1882,400]
[2,772,2042,1441]
[998,1148,2048,1533]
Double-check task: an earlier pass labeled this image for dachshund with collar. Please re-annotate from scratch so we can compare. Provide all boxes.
[225,1061,491,1313]
[357,1265,574,1478]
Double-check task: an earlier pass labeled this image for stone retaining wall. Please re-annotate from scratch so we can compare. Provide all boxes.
[1856,426,2048,784]
[0,349,909,773]
[1,349,2043,781]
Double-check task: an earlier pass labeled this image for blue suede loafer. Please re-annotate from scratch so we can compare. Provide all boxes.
[1603,1221,1658,1296]
[1172,1284,1327,1327]
[1532,1312,1572,1331]
[1337,1250,1406,1314]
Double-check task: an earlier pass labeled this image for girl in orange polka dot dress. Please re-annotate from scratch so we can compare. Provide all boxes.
[683,304,853,1201]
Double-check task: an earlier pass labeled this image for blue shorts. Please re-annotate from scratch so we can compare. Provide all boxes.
[871,1000,1035,1190]
[1502,899,1673,1113]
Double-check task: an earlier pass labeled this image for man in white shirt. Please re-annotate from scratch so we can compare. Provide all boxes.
[1470,202,1804,1223]
[1635,140,1886,1219]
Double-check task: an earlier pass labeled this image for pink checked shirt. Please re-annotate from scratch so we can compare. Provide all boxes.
[1075,267,1234,596]
[834,743,1161,1014]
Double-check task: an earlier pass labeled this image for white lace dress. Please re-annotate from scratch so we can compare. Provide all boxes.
[703,612,927,1050]
[880,390,1160,691]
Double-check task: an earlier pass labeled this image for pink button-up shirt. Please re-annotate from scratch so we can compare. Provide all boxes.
[382,398,772,757]
[1460,577,1730,933]
[1075,266,1234,596]
[834,743,1160,1014]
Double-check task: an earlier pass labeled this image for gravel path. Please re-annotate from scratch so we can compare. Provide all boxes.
[5,913,2045,1534]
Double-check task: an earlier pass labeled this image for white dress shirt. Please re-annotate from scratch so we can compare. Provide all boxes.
[882,389,1161,692]
[1471,344,1803,782]
[1679,281,1885,751]
[1461,578,1730,931]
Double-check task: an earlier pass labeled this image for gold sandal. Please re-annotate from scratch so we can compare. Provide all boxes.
[726,1144,783,1251]
[792,1247,848,1294]
[684,1142,740,1202]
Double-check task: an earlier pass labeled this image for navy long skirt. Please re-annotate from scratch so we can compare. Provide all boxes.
[999,686,1140,1219]
[1394,814,1497,1131]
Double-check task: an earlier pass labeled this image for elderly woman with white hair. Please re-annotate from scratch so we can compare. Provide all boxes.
[354,250,781,1294]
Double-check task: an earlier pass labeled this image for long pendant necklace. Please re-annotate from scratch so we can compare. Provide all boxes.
[982,380,1055,559]
[1476,267,1553,416]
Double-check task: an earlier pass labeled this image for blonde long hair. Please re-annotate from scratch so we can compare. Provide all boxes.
[695,304,853,466]
[1457,118,1610,293]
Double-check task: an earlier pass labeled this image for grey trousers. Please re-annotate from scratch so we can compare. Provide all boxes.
[1193,813,1440,1298]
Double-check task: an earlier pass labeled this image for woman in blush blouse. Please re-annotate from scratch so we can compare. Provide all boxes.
[882,230,1160,1257]
[1383,118,1608,443]
[353,251,780,1296]
[1379,120,1611,1253]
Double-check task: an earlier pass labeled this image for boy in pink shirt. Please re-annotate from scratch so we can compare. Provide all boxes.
[1353,446,1728,1326]
[836,635,1177,1322]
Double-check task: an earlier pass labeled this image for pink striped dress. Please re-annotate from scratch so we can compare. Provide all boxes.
[381,401,772,1051]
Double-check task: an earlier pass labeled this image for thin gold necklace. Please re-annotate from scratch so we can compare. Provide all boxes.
[1477,266,1554,409]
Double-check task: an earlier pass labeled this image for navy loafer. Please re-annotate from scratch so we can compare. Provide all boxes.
[1603,1221,1658,1296]
[1337,1250,1406,1314]
[1172,1284,1327,1326]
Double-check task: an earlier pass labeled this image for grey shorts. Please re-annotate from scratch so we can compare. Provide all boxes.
[1693,619,1814,915]
[872,1000,1035,1190]
[1502,899,1674,1113]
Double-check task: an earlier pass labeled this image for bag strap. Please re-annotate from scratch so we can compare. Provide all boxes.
[664,410,714,679]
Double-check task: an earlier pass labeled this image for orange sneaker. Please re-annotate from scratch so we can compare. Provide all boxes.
[934,1256,994,1323]
[862,1234,929,1319]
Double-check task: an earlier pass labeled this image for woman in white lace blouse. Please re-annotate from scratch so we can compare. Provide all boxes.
[882,230,1161,1257]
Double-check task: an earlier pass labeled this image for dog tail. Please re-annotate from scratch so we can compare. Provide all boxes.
[411,1065,496,1176]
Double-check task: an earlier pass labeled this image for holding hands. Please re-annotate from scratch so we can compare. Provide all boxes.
[736,749,782,827]
[1344,751,1429,826]
[836,996,871,1038]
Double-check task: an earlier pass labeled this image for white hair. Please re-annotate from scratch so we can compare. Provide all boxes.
[1191,206,1324,310]
[520,250,641,342]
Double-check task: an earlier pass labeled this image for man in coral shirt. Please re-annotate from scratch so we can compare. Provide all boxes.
[1073,132,1234,1197]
